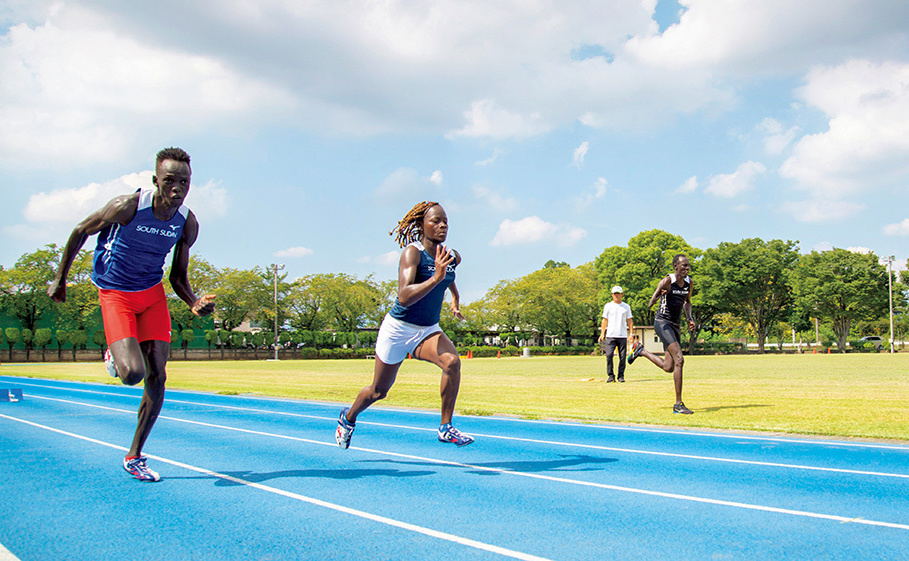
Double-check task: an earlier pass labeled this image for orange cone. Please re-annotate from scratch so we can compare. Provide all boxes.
[467,350,473,359]
[497,350,501,358]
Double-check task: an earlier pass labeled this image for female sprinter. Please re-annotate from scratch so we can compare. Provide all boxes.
[335,201,474,448]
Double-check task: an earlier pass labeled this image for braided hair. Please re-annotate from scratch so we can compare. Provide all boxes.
[390,201,439,248]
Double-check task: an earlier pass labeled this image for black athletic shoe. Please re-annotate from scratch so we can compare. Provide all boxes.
[606,375,616,383]
[627,341,643,364]
[673,402,693,415]
[617,376,625,383]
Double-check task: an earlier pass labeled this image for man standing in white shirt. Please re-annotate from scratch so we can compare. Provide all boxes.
[598,285,634,383]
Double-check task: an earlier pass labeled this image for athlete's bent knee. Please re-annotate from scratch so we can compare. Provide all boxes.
[440,353,461,374]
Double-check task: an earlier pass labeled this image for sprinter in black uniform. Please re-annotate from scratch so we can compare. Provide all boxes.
[627,254,695,414]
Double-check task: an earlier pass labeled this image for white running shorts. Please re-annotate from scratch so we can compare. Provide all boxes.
[375,314,442,364]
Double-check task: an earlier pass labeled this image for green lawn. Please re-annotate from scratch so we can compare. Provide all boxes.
[3,353,907,441]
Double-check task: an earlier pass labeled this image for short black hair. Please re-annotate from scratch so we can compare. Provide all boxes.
[672,253,687,266]
[156,147,191,166]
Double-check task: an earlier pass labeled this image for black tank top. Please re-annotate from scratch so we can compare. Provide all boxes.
[655,274,690,325]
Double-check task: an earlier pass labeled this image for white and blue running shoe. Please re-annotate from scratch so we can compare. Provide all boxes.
[123,456,161,482]
[104,349,117,378]
[336,408,355,449]
[438,423,474,447]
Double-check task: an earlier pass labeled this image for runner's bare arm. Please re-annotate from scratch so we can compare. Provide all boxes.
[169,210,215,316]
[48,194,139,303]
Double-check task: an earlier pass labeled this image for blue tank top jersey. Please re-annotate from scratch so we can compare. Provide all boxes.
[388,242,456,326]
[655,273,690,325]
[92,187,189,292]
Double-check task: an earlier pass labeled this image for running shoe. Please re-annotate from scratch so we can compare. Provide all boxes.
[673,402,693,415]
[438,423,475,447]
[336,407,355,449]
[606,375,616,383]
[123,456,161,482]
[627,341,643,364]
[104,349,117,378]
[617,376,625,383]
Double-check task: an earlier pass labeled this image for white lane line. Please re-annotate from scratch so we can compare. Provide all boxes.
[8,377,908,452]
[0,413,552,561]
[0,542,22,561]
[9,398,909,532]
[26,394,909,481]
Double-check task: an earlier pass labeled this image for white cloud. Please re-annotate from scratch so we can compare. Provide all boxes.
[780,200,866,223]
[883,218,909,236]
[446,99,551,140]
[574,177,608,211]
[780,59,909,198]
[274,246,314,258]
[357,251,400,266]
[676,176,699,194]
[490,216,586,247]
[375,167,441,200]
[475,148,504,167]
[0,7,293,166]
[624,0,909,74]
[24,171,150,224]
[703,161,766,198]
[847,246,872,255]
[472,185,517,213]
[757,118,800,155]
[185,180,229,224]
[572,141,589,168]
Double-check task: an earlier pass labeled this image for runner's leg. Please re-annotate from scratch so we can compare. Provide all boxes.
[413,332,460,425]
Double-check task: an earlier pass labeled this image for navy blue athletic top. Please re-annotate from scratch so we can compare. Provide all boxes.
[655,274,690,325]
[92,187,188,292]
[388,242,456,326]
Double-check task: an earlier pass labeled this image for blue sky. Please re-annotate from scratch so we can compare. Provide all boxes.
[2,0,909,302]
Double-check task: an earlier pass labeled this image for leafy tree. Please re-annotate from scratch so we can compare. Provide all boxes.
[21,328,33,361]
[92,330,107,359]
[593,230,698,327]
[182,329,195,359]
[34,328,53,362]
[69,329,88,361]
[793,249,889,351]
[52,249,99,332]
[513,263,599,343]
[55,329,68,361]
[212,267,270,331]
[5,327,19,362]
[476,279,524,339]
[1,246,59,332]
[543,260,569,269]
[699,238,799,353]
[287,273,384,332]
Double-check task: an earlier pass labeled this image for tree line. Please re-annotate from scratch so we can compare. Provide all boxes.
[1,230,904,358]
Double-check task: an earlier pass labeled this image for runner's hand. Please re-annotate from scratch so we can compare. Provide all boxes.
[192,294,217,316]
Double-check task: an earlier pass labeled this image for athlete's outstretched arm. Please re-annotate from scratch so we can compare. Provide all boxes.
[48,194,138,303]
[684,279,695,330]
[169,211,215,317]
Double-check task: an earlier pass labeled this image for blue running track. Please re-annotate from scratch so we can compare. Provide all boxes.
[1,375,908,560]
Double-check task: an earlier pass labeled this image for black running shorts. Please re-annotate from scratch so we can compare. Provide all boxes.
[653,317,681,350]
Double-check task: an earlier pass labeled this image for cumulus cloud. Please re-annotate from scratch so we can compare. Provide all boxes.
[0,6,293,167]
[676,176,699,194]
[374,167,442,200]
[883,218,909,236]
[357,251,400,266]
[24,172,150,224]
[703,161,767,198]
[780,59,909,198]
[572,141,589,168]
[472,185,517,213]
[779,200,866,223]
[574,177,608,211]
[446,99,551,140]
[274,246,314,258]
[757,118,800,155]
[490,216,586,247]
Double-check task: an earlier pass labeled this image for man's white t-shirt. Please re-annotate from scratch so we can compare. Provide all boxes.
[602,301,633,338]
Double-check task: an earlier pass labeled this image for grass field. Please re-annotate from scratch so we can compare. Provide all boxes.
[3,353,907,441]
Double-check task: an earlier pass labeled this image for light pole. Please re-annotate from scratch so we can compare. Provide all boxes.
[270,263,285,361]
[888,256,894,354]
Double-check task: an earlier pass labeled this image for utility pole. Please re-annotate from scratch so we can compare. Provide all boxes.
[888,256,895,354]
[270,263,285,361]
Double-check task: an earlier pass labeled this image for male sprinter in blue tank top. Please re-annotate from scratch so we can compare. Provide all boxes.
[49,147,216,481]
[627,254,695,415]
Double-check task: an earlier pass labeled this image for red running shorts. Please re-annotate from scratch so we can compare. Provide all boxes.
[98,283,172,344]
